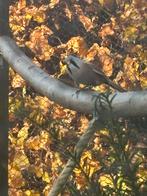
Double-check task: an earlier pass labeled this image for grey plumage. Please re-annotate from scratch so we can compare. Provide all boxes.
[63,55,125,92]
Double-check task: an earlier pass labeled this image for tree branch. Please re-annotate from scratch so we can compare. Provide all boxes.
[48,117,103,196]
[0,36,147,118]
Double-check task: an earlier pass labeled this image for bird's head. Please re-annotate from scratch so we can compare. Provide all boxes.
[63,55,87,74]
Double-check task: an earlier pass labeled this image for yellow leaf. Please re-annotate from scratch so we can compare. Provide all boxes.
[12,74,25,88]
[25,13,32,20]
[17,125,29,139]
[124,26,138,40]
[99,0,104,5]
[35,167,43,178]
[42,172,50,183]
[99,174,113,187]
[18,0,26,9]
[33,12,46,23]
[14,151,29,168]
[67,36,88,57]
[26,136,41,150]
[25,190,31,196]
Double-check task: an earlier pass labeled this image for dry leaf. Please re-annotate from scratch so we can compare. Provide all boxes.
[12,74,25,88]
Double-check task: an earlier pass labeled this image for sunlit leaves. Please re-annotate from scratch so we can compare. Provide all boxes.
[9,0,147,195]
[26,131,50,150]
[66,36,88,57]
[11,74,25,88]
[123,57,140,89]
[49,0,59,9]
[25,26,54,61]
[18,0,26,10]
[99,174,113,188]
[33,10,46,24]
[124,26,138,42]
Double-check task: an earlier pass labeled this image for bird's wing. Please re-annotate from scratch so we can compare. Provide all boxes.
[92,68,107,77]
[93,68,125,92]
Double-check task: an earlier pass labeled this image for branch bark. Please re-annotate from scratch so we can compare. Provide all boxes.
[48,117,103,196]
[0,36,147,118]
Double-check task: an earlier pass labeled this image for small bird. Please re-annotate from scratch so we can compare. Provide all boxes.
[63,55,125,92]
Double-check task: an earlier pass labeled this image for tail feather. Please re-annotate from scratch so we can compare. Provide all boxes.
[93,68,126,92]
[106,79,126,92]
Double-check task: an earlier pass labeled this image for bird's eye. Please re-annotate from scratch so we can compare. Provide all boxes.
[70,59,80,69]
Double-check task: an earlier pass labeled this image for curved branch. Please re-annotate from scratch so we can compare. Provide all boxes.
[48,117,103,196]
[0,35,147,118]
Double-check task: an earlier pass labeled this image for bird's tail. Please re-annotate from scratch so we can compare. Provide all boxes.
[93,68,126,92]
[106,79,126,92]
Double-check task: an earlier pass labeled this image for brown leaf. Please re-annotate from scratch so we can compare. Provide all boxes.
[66,36,88,57]
[99,23,115,39]
[12,74,25,88]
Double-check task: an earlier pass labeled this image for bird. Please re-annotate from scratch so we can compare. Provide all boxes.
[63,55,125,92]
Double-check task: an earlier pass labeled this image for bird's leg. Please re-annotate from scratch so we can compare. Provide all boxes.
[73,83,94,97]
[72,81,82,96]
